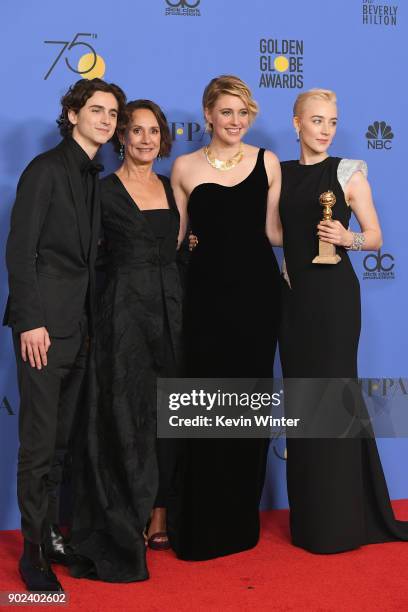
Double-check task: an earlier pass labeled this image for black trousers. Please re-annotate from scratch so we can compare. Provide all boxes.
[13,317,88,543]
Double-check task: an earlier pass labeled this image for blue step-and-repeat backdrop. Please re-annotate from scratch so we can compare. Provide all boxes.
[0,0,406,530]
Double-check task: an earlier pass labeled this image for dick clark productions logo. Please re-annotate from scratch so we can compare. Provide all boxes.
[366,121,394,150]
[165,0,201,16]
[363,249,395,280]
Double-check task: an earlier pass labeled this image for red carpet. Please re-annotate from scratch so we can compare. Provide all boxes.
[1,501,408,611]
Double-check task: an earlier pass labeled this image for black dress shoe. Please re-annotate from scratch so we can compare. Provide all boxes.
[43,524,75,566]
[19,540,63,592]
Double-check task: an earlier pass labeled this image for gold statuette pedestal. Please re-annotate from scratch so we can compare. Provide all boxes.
[312,190,341,265]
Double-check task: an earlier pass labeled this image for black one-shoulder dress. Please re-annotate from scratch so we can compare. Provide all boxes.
[169,149,281,560]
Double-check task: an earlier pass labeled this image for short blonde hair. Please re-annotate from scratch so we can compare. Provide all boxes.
[293,88,337,117]
[202,75,259,131]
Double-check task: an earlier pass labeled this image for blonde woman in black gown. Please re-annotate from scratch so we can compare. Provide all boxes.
[170,75,282,560]
[279,88,408,552]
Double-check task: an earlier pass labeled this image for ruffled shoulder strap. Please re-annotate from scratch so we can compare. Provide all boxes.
[337,159,368,192]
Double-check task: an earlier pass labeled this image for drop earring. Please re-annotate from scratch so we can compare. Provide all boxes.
[119,144,124,161]
[295,130,300,142]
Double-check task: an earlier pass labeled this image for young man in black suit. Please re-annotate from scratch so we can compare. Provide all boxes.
[4,78,126,591]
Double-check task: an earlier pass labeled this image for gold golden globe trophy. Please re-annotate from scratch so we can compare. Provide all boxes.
[312,190,341,264]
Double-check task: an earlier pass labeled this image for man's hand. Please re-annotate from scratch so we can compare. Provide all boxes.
[20,327,51,369]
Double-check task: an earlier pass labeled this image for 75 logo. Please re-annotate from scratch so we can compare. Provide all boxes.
[44,33,98,80]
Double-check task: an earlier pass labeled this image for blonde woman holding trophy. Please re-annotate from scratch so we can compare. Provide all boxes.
[279,88,408,553]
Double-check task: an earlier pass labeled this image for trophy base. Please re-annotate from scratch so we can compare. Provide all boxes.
[312,254,341,264]
[312,239,341,265]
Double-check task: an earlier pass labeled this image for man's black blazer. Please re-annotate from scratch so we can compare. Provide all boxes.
[3,139,100,337]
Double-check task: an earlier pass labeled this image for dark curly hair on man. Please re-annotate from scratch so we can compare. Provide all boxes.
[114,99,172,158]
[57,78,127,137]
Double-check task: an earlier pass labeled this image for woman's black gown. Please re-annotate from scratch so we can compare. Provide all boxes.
[279,156,408,553]
[69,173,182,581]
[169,148,281,560]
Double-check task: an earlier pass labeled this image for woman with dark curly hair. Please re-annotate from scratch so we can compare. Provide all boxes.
[69,100,183,582]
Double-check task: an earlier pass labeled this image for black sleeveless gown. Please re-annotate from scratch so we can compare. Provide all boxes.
[69,174,182,581]
[279,156,408,553]
[169,148,281,560]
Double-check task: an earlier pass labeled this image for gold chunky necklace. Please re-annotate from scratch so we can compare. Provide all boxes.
[204,143,244,171]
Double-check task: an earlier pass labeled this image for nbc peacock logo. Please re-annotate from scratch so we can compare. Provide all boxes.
[366,121,394,150]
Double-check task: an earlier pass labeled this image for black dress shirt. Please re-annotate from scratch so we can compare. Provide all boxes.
[66,137,103,221]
